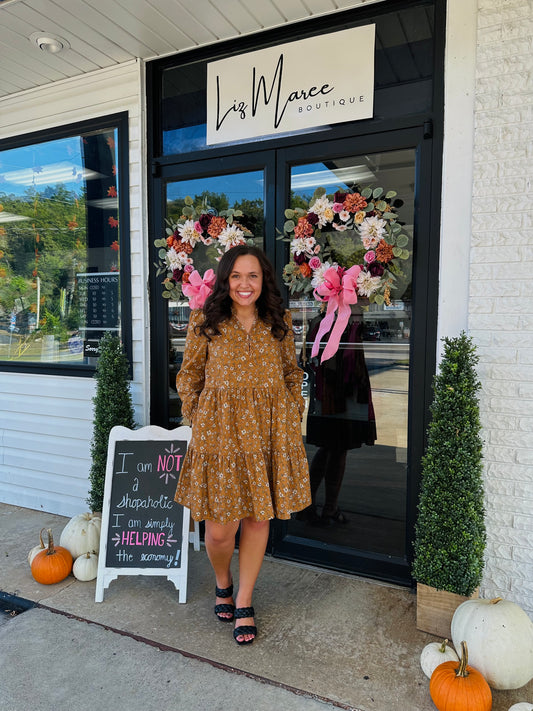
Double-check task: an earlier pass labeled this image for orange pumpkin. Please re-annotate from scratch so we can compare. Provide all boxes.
[31,528,73,585]
[430,641,492,711]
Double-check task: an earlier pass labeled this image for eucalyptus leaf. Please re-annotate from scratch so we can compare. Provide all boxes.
[162,291,171,299]
[392,247,403,258]
[285,209,295,219]
[401,249,410,260]
[386,235,397,245]
[365,203,374,212]
[374,294,385,305]
[184,196,194,206]
[182,206,193,217]
[396,234,409,248]
[392,223,402,233]
[158,248,167,260]
[312,187,326,201]
[385,190,397,199]
[165,227,173,236]
[373,187,383,199]
[381,212,395,219]
[376,200,387,212]
[361,187,372,199]
[284,219,296,233]
[295,207,307,217]
[164,280,174,290]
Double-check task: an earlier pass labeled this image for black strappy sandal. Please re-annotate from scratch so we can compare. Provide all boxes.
[233,606,257,645]
[214,583,235,622]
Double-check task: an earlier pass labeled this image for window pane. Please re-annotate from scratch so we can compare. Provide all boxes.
[160,5,434,156]
[0,127,122,366]
[165,171,265,425]
[287,149,414,558]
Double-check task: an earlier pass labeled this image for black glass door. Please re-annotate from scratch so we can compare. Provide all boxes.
[150,128,435,586]
[270,128,434,585]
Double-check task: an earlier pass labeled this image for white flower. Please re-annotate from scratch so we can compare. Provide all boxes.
[165,247,189,270]
[218,223,246,251]
[311,260,336,289]
[332,223,349,231]
[358,215,386,248]
[291,237,314,257]
[309,195,334,228]
[356,270,382,297]
[178,219,202,247]
[339,210,350,222]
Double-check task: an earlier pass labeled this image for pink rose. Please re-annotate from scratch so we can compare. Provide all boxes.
[194,221,203,234]
[333,202,344,213]
[364,250,376,264]
[184,263,194,273]
[309,256,322,270]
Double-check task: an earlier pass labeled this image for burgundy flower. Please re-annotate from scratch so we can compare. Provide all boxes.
[369,263,384,277]
[307,212,319,226]
[334,192,347,203]
[172,268,183,281]
[198,213,212,230]
[294,252,307,265]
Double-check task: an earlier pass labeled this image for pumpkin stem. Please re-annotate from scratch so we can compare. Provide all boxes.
[490,597,503,604]
[456,641,469,678]
[45,528,57,556]
[39,527,47,548]
[439,639,450,654]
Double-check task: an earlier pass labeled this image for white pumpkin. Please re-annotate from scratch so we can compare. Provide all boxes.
[451,597,533,690]
[60,512,102,559]
[420,639,459,679]
[73,551,98,581]
[27,528,48,566]
[508,704,533,711]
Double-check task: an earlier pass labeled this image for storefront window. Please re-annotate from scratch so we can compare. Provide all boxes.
[0,117,129,370]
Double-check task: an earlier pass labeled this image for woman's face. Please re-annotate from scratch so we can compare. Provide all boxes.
[228,254,263,309]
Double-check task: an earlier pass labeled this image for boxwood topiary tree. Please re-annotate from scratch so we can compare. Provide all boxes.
[88,332,135,512]
[412,332,486,596]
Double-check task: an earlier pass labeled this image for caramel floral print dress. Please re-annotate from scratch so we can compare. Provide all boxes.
[174,309,311,523]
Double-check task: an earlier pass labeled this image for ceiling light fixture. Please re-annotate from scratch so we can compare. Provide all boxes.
[29,32,70,54]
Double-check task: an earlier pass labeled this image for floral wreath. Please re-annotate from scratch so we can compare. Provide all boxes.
[279,185,411,362]
[153,196,256,308]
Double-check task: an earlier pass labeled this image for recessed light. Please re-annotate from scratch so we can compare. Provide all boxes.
[29,32,70,54]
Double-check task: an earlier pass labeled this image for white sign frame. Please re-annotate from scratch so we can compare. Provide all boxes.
[95,425,199,603]
[207,24,375,145]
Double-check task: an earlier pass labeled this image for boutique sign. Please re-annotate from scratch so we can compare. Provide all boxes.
[206,24,375,145]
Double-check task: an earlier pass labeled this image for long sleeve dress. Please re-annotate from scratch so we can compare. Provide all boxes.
[174,309,311,523]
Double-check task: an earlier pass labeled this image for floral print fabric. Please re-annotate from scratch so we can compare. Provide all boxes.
[174,309,311,523]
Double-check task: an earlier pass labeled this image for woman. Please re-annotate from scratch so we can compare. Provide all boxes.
[174,245,311,645]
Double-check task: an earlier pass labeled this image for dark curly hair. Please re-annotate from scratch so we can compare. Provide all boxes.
[197,245,289,341]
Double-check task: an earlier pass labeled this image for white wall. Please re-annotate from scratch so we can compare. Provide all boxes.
[0,61,149,516]
[467,0,533,616]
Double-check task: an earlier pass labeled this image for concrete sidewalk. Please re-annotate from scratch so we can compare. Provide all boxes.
[1,503,531,711]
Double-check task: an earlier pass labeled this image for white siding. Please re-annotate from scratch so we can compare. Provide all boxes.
[468,0,533,616]
[0,60,149,517]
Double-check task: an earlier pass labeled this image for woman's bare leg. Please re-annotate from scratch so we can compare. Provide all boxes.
[234,518,270,642]
[205,519,240,619]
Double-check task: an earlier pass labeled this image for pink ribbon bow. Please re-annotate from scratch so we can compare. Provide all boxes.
[182,269,215,309]
[311,264,362,363]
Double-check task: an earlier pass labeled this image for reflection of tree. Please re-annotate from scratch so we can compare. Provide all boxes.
[0,186,87,334]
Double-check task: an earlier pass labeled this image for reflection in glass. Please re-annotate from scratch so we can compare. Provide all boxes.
[0,127,121,365]
[289,150,414,558]
[166,171,265,425]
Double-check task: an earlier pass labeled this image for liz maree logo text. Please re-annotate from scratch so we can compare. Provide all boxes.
[215,53,365,132]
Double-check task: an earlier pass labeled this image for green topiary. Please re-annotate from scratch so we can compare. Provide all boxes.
[88,332,135,512]
[412,332,486,596]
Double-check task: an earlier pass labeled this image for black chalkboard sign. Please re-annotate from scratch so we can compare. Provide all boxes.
[96,425,195,603]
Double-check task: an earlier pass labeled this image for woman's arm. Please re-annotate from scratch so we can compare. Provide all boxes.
[175,309,208,423]
[280,310,306,418]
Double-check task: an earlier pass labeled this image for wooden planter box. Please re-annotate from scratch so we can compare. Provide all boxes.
[416,583,479,638]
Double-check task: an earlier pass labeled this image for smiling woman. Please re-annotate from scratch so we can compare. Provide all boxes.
[0,114,130,372]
